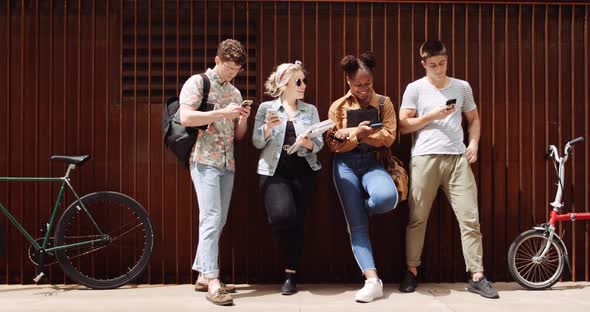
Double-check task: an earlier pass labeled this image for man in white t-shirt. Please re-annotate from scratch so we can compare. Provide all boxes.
[398,40,498,299]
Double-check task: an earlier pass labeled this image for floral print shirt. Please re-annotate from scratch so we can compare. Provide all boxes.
[179,68,242,171]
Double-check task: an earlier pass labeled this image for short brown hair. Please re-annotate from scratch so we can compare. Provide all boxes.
[419,40,447,60]
[217,39,247,66]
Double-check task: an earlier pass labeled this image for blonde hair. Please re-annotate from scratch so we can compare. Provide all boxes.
[264,63,304,98]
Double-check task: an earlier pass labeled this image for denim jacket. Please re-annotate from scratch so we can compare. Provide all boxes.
[252,98,323,176]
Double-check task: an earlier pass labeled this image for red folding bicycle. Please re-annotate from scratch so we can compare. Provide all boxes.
[507,137,587,290]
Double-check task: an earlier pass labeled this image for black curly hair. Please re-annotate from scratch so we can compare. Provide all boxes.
[339,52,376,78]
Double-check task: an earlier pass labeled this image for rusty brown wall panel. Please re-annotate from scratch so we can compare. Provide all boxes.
[1,1,590,285]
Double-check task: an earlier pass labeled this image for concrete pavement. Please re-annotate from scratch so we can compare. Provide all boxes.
[1,282,589,311]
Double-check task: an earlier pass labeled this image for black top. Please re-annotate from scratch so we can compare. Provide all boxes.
[275,121,314,178]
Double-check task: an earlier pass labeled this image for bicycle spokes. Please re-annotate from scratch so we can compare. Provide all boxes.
[54,192,154,289]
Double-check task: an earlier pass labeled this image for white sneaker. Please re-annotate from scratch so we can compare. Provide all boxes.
[354,278,383,303]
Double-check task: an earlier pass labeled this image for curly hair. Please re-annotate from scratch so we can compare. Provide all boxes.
[264,63,306,98]
[217,39,247,66]
[339,51,376,78]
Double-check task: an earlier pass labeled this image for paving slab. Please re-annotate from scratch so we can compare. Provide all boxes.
[0,282,589,311]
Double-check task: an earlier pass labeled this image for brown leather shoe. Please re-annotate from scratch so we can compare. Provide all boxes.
[195,280,236,293]
[206,288,233,306]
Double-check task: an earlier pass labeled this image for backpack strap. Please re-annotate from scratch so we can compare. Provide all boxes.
[198,73,210,112]
[378,95,386,122]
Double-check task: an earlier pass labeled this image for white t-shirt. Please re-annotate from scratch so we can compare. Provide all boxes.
[400,77,477,157]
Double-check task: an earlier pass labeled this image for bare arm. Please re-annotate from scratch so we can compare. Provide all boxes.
[464,108,480,163]
[398,108,432,134]
[234,105,251,141]
[179,103,244,128]
[399,105,456,134]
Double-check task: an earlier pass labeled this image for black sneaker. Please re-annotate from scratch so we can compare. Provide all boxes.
[467,276,499,299]
[399,270,418,293]
[280,272,298,295]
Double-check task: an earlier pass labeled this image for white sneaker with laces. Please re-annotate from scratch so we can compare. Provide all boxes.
[354,278,383,303]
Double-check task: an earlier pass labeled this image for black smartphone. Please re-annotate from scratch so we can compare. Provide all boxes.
[370,123,383,129]
[446,98,457,109]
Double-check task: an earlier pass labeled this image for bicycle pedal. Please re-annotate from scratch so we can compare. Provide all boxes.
[33,272,45,283]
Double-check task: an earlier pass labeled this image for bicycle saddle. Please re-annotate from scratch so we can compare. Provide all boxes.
[50,155,90,165]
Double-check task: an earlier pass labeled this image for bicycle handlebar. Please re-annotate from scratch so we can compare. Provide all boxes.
[545,137,585,162]
[567,136,585,146]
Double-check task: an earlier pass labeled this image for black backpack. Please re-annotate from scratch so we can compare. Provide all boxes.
[163,73,210,167]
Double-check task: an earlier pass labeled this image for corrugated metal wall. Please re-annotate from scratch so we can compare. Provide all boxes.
[1,0,589,285]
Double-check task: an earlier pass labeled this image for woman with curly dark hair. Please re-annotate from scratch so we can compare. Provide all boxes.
[325,52,399,303]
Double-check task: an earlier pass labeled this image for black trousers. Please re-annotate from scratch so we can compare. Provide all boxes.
[260,173,316,271]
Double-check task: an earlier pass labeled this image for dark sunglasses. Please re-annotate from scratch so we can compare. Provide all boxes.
[295,78,308,87]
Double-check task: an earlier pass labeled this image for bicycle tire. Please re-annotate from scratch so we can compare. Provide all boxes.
[507,229,565,290]
[54,191,154,289]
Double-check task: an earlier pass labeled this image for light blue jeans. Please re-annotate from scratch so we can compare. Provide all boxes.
[190,163,235,279]
[333,152,398,274]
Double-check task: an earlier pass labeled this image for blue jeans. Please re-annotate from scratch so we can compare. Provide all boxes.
[333,152,398,273]
[190,163,235,279]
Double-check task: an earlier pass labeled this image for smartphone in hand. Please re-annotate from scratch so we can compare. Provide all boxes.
[241,99,253,107]
[266,108,279,118]
[369,123,383,129]
[446,98,457,109]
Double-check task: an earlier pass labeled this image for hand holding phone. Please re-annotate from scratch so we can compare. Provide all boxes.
[446,99,457,110]
[369,123,383,129]
[266,108,279,118]
[265,108,281,130]
[241,99,253,107]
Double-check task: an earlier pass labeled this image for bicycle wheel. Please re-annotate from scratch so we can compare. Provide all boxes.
[507,229,565,290]
[54,191,154,289]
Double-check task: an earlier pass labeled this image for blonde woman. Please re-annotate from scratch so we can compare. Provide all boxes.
[252,61,323,295]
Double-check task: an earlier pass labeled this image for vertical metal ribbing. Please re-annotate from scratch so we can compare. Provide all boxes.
[19,0,25,284]
[3,0,10,283]
[370,2,374,53]
[91,0,96,177]
[77,0,81,157]
[147,0,153,285]
[568,4,577,280]
[290,2,292,62]
[411,3,414,79]
[451,3,455,77]
[530,5,537,221]
[329,1,332,104]
[543,5,550,218]
[188,0,193,284]
[174,0,179,284]
[315,2,318,114]
[34,0,40,270]
[343,1,346,69]
[585,4,590,282]
[272,1,277,64]
[397,3,400,104]
[506,3,514,262]
[302,1,304,63]
[383,2,387,93]
[517,4,523,230]
[160,0,166,284]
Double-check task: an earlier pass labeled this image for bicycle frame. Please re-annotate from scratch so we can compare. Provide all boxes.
[0,164,106,254]
[537,138,590,260]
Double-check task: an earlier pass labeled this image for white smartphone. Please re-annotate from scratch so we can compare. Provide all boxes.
[267,108,279,118]
[241,99,253,107]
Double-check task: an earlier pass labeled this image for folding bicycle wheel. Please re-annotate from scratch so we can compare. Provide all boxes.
[507,229,565,290]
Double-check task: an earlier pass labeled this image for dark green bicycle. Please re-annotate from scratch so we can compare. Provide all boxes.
[0,155,154,289]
